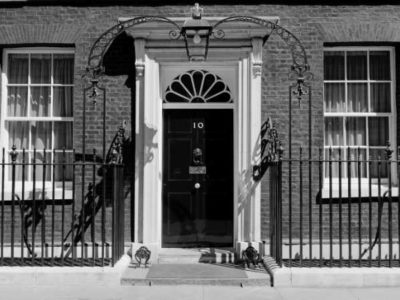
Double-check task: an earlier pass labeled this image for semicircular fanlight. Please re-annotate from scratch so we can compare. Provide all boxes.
[164,70,233,103]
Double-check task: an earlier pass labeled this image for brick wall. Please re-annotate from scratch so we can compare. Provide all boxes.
[0,4,399,246]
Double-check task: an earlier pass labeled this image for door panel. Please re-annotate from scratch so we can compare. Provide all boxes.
[162,109,233,247]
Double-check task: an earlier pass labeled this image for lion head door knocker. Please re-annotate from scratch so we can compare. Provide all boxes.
[189,147,207,176]
[192,148,203,165]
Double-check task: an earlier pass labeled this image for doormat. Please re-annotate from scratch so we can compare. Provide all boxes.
[146,264,248,279]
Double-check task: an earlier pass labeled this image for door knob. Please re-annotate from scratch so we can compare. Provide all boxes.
[194,182,201,189]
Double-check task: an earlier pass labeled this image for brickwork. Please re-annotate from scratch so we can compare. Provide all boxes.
[0,4,399,247]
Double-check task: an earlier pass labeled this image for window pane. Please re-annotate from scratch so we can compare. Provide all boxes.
[347,83,367,112]
[324,51,344,80]
[54,152,73,181]
[7,87,27,117]
[324,83,345,112]
[53,87,73,117]
[325,117,343,146]
[7,121,29,149]
[31,122,52,149]
[324,149,343,178]
[7,54,28,84]
[371,83,390,112]
[346,117,366,146]
[54,122,73,149]
[32,151,51,181]
[30,87,50,117]
[348,148,367,178]
[54,54,74,84]
[347,51,367,80]
[31,54,51,84]
[8,153,27,181]
[370,148,388,178]
[370,51,390,80]
[368,117,388,147]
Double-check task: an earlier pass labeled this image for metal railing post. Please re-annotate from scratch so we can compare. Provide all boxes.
[111,164,124,266]
[270,159,283,267]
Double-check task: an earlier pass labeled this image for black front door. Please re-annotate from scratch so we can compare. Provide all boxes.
[162,109,233,247]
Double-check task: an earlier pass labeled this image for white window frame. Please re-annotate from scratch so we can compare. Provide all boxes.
[1,47,74,198]
[323,46,397,194]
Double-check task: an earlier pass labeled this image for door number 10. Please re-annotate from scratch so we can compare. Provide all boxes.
[193,122,204,129]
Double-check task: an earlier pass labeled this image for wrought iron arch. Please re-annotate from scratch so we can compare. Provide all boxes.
[86,15,311,82]
[212,16,309,76]
[87,16,181,78]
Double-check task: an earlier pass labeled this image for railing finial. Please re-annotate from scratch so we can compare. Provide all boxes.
[10,145,18,162]
[385,141,393,160]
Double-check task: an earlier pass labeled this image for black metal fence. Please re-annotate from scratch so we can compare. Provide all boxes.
[269,146,400,268]
[0,147,125,266]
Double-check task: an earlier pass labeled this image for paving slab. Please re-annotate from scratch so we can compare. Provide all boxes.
[275,287,357,300]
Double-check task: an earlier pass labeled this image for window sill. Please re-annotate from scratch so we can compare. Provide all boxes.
[0,182,73,204]
[319,183,399,203]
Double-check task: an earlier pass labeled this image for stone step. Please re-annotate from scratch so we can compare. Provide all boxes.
[120,263,271,287]
[157,248,236,264]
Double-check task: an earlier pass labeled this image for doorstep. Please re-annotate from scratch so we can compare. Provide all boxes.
[120,263,271,286]
[157,248,236,264]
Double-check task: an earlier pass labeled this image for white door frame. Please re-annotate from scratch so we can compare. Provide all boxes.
[133,39,264,255]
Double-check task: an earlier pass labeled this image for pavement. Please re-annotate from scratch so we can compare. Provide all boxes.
[1,255,400,300]
[2,285,400,300]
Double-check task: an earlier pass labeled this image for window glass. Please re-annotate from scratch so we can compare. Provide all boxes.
[53,87,73,117]
[370,51,390,80]
[30,86,50,117]
[31,54,51,84]
[368,117,389,147]
[347,83,367,112]
[370,83,391,112]
[323,48,393,179]
[346,117,366,146]
[324,83,345,112]
[54,54,74,84]
[347,51,367,80]
[3,50,74,182]
[324,117,343,146]
[7,121,29,149]
[7,54,28,84]
[324,51,344,80]
[7,87,28,117]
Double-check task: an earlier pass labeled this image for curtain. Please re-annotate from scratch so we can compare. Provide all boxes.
[371,83,390,112]
[53,87,73,116]
[7,87,27,117]
[53,54,74,84]
[324,83,345,112]
[31,86,50,117]
[347,51,367,80]
[54,122,73,180]
[369,117,388,147]
[370,51,390,80]
[346,117,366,146]
[31,54,51,84]
[347,83,367,112]
[6,53,74,183]
[324,51,344,80]
[8,54,28,84]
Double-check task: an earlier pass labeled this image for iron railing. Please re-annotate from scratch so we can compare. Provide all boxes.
[0,147,124,266]
[269,146,400,268]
